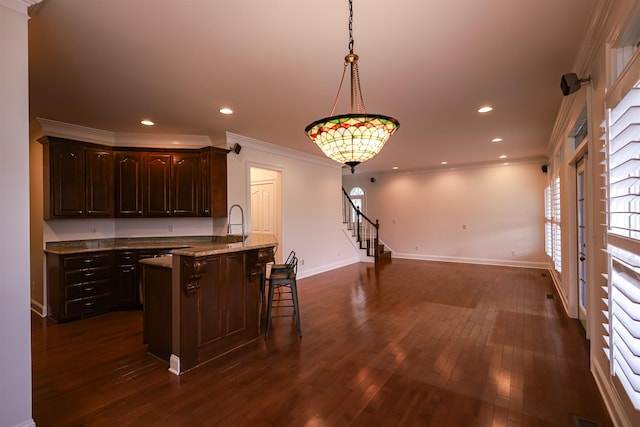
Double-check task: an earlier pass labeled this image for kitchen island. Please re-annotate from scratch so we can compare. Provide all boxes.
[140,233,277,374]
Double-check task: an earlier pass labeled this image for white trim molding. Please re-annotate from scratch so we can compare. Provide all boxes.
[33,118,213,149]
[1,0,41,15]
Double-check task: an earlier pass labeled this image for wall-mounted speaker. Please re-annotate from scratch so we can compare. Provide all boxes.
[232,143,242,154]
[560,73,590,96]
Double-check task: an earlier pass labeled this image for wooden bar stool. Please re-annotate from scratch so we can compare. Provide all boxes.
[264,254,301,339]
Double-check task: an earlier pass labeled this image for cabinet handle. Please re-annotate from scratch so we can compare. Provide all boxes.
[84,259,95,263]
[84,287,94,291]
[84,272,94,277]
[84,301,95,306]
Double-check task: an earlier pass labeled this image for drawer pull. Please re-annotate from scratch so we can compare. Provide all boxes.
[84,287,94,291]
[84,301,95,306]
[84,272,94,277]
[84,259,95,263]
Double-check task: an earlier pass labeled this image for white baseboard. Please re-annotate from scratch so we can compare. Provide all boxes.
[297,257,359,280]
[393,253,548,270]
[548,269,570,317]
[30,299,45,317]
[11,419,35,427]
[592,358,632,427]
[169,354,180,375]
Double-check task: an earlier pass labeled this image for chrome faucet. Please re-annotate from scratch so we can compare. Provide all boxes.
[227,204,245,238]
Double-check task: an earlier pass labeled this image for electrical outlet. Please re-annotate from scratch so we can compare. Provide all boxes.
[416,245,420,251]
[90,227,96,233]
[168,224,174,232]
[462,224,467,230]
[511,250,517,256]
[300,259,305,266]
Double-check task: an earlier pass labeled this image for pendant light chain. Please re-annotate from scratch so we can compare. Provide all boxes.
[348,0,366,114]
[348,0,354,54]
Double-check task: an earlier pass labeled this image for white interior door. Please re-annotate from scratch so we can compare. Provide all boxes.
[251,182,275,234]
[250,167,282,263]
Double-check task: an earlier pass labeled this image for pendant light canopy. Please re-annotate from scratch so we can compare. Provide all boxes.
[304,0,399,173]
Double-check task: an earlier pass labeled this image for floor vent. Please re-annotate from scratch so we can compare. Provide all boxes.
[546,293,555,299]
[573,416,601,427]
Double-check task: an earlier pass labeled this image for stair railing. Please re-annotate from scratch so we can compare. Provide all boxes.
[342,187,380,259]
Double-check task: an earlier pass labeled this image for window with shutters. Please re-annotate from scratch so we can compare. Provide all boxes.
[545,176,562,274]
[604,79,640,410]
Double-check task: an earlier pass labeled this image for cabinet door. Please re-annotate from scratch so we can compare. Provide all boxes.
[113,251,141,309]
[198,151,211,216]
[85,147,114,217]
[200,148,228,218]
[222,252,255,335]
[51,141,85,217]
[145,154,172,216]
[115,152,143,217]
[172,153,198,216]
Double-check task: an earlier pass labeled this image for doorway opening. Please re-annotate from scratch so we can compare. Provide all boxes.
[250,166,283,263]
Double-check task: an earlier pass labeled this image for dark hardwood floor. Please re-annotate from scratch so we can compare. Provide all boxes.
[32,259,612,426]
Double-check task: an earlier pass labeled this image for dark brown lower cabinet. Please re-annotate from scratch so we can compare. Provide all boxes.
[141,262,172,361]
[113,249,174,309]
[48,248,176,321]
[113,251,141,309]
[47,251,114,322]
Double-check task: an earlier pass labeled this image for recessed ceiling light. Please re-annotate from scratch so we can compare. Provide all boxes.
[140,119,155,126]
[219,107,234,115]
[478,106,493,113]
[499,155,508,159]
[492,137,503,143]
[441,161,448,165]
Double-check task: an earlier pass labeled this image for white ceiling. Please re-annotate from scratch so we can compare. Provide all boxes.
[27,0,594,174]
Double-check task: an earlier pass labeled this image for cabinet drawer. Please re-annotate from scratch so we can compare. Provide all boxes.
[65,278,112,300]
[64,265,112,284]
[65,294,112,317]
[64,253,112,270]
[116,251,137,266]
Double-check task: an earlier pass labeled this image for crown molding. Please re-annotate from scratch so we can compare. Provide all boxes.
[1,0,41,15]
[226,132,339,170]
[33,118,212,149]
[547,0,616,154]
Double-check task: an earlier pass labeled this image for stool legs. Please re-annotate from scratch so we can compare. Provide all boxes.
[290,281,302,337]
[264,278,302,340]
[265,279,276,340]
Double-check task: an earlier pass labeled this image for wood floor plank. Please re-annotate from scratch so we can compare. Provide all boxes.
[32,260,612,426]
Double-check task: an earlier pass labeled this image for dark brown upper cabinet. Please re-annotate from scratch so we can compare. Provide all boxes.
[42,137,228,219]
[172,152,199,216]
[42,137,114,219]
[144,153,172,217]
[115,152,144,217]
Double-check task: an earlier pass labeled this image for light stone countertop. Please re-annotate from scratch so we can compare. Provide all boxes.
[44,234,277,256]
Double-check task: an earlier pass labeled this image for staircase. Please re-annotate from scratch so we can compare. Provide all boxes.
[342,188,392,263]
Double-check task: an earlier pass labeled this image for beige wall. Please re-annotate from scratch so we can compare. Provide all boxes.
[343,161,547,268]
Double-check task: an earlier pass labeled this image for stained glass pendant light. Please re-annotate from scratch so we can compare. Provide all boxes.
[304,0,399,173]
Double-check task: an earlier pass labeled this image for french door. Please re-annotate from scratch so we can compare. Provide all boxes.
[576,158,587,329]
